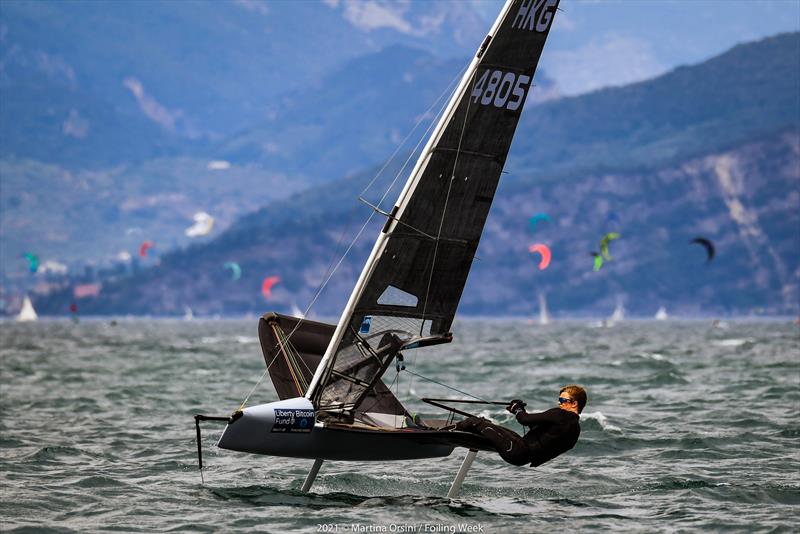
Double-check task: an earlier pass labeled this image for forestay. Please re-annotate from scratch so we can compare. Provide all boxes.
[307,0,560,416]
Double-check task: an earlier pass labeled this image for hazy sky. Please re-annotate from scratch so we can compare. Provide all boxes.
[471,0,800,95]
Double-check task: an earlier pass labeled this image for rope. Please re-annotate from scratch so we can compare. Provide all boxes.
[402,368,489,403]
[273,323,311,394]
[238,213,376,409]
[407,67,479,396]
[359,65,468,204]
[420,68,477,328]
[234,55,469,412]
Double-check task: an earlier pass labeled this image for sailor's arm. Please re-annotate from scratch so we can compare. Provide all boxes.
[515,408,561,426]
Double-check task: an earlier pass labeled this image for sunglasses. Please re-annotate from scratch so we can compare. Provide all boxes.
[558,396,576,405]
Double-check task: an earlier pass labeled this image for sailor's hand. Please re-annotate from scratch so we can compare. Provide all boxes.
[506,399,526,415]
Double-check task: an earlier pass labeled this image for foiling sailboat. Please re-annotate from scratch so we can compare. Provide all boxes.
[197,0,561,496]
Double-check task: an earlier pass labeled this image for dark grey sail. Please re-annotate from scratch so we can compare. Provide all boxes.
[307,0,560,416]
[259,312,407,417]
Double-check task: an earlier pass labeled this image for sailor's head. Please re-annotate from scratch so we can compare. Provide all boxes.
[558,384,587,414]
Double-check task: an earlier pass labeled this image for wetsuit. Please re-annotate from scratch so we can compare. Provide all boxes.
[457,408,580,467]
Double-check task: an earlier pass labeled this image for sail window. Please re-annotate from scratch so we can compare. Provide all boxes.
[377,285,418,308]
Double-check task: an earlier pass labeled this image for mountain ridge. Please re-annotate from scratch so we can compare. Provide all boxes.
[28,33,800,317]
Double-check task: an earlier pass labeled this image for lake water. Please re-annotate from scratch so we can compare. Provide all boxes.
[1,319,798,532]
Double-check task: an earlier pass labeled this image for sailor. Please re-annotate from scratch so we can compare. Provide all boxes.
[455,385,586,467]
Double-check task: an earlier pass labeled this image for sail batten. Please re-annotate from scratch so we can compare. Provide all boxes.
[306,0,560,416]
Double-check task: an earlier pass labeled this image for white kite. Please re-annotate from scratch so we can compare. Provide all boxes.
[185,212,215,237]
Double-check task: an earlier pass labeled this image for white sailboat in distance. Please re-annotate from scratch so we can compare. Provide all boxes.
[16,296,38,322]
[538,292,550,325]
[197,0,562,497]
[608,296,626,325]
[655,306,668,320]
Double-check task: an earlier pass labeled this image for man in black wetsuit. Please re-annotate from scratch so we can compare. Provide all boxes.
[455,385,586,467]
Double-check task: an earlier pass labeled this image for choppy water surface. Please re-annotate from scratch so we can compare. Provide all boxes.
[1,319,798,532]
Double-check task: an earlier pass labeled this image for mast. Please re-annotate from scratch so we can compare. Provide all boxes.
[306,0,560,413]
[305,1,515,402]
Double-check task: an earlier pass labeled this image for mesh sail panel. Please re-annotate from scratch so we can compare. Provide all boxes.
[260,313,407,416]
[317,315,429,412]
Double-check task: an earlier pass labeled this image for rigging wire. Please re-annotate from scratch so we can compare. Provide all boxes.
[408,65,480,398]
[235,66,468,411]
[359,64,468,206]
[420,68,476,327]
[402,368,489,404]
[238,210,377,410]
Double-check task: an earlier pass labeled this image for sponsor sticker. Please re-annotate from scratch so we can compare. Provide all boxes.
[272,409,315,433]
[359,315,372,334]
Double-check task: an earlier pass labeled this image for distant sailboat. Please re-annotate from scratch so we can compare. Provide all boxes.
[608,297,625,325]
[538,293,550,325]
[183,306,194,321]
[16,296,37,322]
[654,306,668,321]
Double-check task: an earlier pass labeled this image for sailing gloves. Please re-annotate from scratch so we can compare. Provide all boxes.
[506,399,527,415]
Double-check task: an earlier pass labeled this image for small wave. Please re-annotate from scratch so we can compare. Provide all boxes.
[72,475,129,489]
[210,485,365,508]
[199,336,257,345]
[711,338,755,347]
[580,411,621,432]
[22,445,103,463]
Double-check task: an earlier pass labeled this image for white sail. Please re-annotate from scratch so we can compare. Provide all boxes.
[655,306,668,320]
[609,297,625,323]
[183,306,194,321]
[538,293,550,325]
[16,296,38,322]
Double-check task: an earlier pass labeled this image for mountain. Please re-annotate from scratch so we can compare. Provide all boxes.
[513,32,800,182]
[1,0,528,279]
[31,33,800,317]
[0,0,491,166]
[0,46,504,278]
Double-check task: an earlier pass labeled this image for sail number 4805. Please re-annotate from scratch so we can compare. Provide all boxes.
[471,69,531,111]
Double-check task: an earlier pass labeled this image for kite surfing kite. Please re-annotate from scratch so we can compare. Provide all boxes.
[599,232,620,261]
[591,252,603,272]
[185,212,215,237]
[224,262,242,280]
[139,241,154,257]
[261,276,280,298]
[22,253,39,273]
[528,243,551,271]
[528,213,550,232]
[689,237,715,262]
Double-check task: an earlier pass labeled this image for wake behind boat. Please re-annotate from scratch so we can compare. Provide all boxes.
[197,0,561,496]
